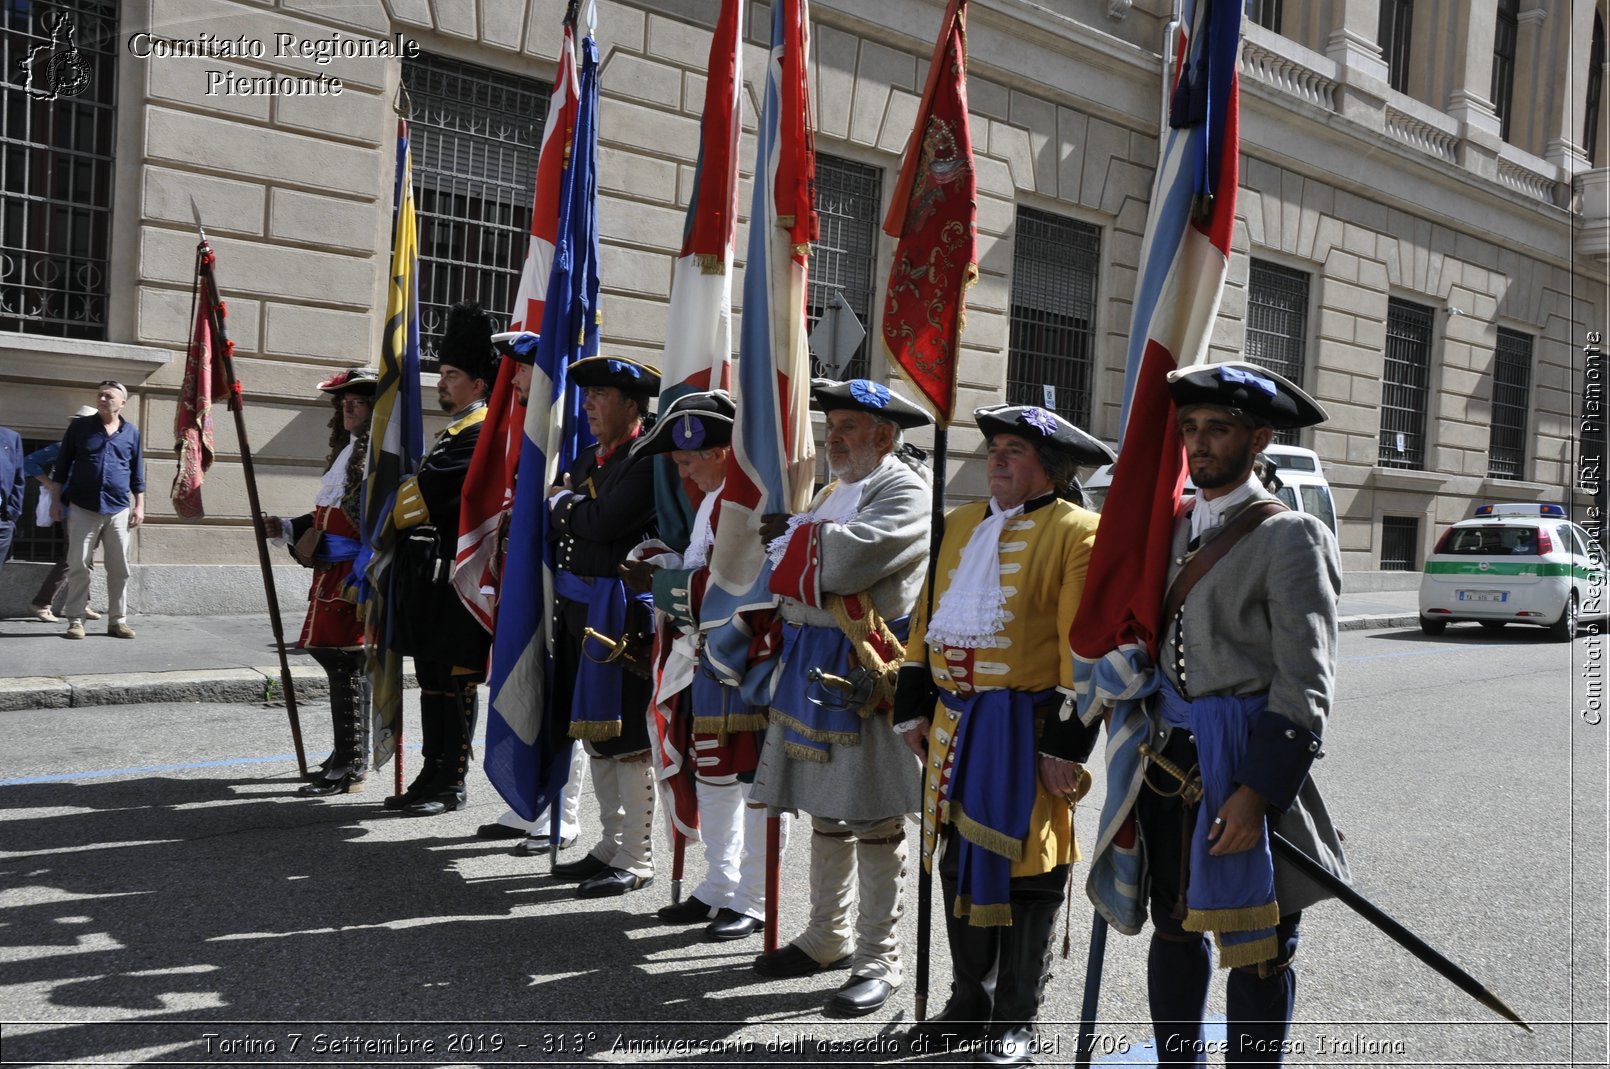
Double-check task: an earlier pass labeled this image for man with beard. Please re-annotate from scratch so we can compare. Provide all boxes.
[748,378,931,1018]
[384,301,496,817]
[547,356,663,898]
[1132,361,1348,1067]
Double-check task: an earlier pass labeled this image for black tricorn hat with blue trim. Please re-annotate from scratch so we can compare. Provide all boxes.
[974,404,1115,466]
[809,378,932,429]
[631,390,736,457]
[1166,360,1327,430]
[491,331,540,366]
[569,355,662,396]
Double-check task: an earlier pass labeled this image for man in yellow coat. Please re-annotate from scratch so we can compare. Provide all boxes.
[895,404,1113,1066]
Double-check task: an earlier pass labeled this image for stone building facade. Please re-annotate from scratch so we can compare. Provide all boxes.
[0,0,1604,611]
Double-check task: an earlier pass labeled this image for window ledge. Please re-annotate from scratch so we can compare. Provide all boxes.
[1476,476,1556,501]
[1367,465,1450,492]
[1,332,172,385]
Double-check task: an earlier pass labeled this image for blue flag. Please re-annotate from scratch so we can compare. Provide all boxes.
[483,23,599,821]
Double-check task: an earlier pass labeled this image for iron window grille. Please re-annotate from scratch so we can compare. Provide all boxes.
[1380,515,1420,571]
[1378,0,1414,95]
[402,54,549,368]
[807,154,882,382]
[1378,297,1434,470]
[1245,259,1310,445]
[0,3,119,339]
[1491,0,1518,142]
[1487,327,1532,480]
[1007,207,1100,425]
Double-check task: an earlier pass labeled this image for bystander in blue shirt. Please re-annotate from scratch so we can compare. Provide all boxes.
[52,415,145,515]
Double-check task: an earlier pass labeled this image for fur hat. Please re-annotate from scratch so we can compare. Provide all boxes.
[438,301,496,381]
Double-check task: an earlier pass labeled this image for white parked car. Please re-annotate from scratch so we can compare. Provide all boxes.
[1418,503,1605,641]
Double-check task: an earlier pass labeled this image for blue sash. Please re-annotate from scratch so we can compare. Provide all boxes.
[768,616,909,762]
[941,687,1048,925]
[558,570,653,739]
[1157,678,1280,966]
[314,533,361,565]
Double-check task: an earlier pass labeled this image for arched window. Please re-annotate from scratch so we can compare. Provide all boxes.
[1586,10,1605,165]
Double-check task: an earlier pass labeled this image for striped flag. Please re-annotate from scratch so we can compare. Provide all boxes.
[1069,0,1242,932]
[651,0,743,549]
[482,13,599,823]
[451,23,582,632]
[880,0,976,427]
[360,118,426,767]
[699,0,817,687]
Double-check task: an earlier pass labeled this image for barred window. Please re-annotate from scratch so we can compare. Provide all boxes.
[1491,0,1518,142]
[1244,259,1310,445]
[0,4,119,339]
[1244,0,1282,33]
[1007,207,1101,425]
[808,154,882,382]
[1378,0,1414,95]
[402,54,549,367]
[1487,328,1532,480]
[1378,297,1434,469]
[1380,515,1420,571]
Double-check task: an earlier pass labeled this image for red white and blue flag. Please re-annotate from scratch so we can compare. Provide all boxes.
[482,9,599,823]
[1070,0,1241,933]
[451,16,580,633]
[652,0,743,550]
[699,0,817,689]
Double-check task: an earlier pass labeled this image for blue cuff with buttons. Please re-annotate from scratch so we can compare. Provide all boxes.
[1234,709,1321,812]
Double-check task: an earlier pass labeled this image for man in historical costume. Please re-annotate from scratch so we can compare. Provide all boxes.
[748,378,932,1018]
[1131,361,1348,1066]
[546,355,663,898]
[52,379,145,640]
[261,368,378,796]
[469,330,584,854]
[895,405,1112,1065]
[621,389,788,941]
[384,301,496,818]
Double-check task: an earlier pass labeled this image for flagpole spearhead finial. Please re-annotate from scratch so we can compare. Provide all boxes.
[189,196,207,243]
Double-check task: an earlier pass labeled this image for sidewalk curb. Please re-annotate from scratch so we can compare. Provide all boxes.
[1338,613,1418,632]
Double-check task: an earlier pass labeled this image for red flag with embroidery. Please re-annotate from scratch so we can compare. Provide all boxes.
[880,0,976,427]
[171,246,230,519]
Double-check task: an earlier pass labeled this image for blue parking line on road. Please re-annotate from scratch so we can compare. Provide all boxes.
[1091,1014,1227,1064]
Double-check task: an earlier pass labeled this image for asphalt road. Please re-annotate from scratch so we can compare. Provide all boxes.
[0,624,1603,1067]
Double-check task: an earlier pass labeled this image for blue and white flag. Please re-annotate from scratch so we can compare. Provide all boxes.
[483,13,598,822]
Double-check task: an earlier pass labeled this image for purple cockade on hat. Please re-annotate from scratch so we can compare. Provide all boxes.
[1023,407,1058,435]
[607,359,642,380]
[849,380,890,409]
[1217,365,1277,396]
[511,333,540,360]
[671,414,707,450]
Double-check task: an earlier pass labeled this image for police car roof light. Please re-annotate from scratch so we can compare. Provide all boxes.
[1473,503,1566,517]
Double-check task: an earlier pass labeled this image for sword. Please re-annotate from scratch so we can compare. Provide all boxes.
[1137,743,1531,1032]
[805,665,875,709]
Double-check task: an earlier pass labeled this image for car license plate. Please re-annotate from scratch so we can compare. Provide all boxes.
[1457,590,1508,603]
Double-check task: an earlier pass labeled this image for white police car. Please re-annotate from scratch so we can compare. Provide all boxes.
[1418,503,1605,640]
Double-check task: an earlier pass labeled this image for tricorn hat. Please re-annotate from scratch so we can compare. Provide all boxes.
[1166,361,1327,430]
[438,301,496,381]
[569,356,662,396]
[491,331,540,366]
[631,390,736,457]
[974,405,1115,466]
[317,367,379,396]
[809,378,932,429]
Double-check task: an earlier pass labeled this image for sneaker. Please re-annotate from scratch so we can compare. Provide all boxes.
[65,620,85,640]
[31,604,58,623]
[107,622,136,639]
[84,607,102,620]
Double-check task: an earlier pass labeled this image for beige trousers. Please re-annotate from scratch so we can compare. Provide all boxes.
[64,507,130,624]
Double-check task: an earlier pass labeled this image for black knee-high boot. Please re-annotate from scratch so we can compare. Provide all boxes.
[912,849,999,1045]
[1225,913,1301,1067]
[404,677,474,817]
[385,688,445,810]
[300,649,368,796]
[975,869,1064,1067]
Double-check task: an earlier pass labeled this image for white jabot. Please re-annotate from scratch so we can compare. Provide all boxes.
[314,441,356,508]
[1189,469,1263,544]
[924,498,1025,649]
[683,479,723,570]
[765,453,892,565]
